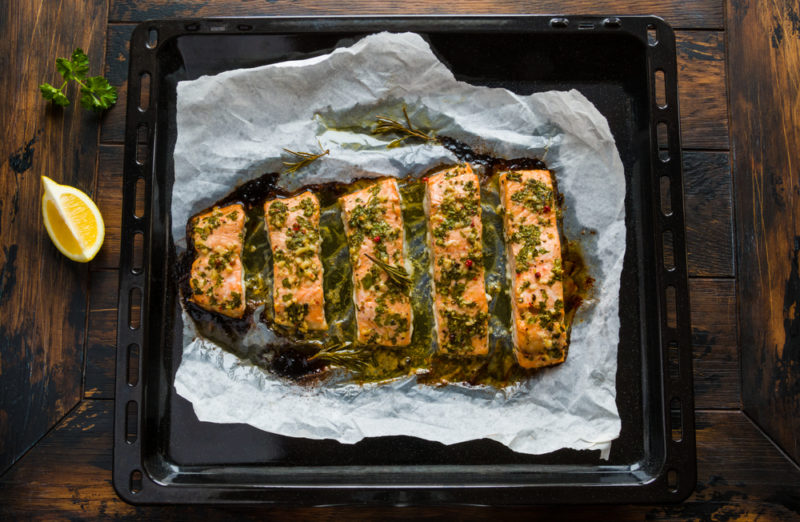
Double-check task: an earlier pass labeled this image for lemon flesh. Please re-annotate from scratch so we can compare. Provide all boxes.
[41,176,105,263]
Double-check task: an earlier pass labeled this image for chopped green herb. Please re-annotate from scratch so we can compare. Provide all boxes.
[268,201,288,228]
[298,197,317,217]
[510,177,553,213]
[285,301,310,326]
[512,224,543,273]
[441,309,488,352]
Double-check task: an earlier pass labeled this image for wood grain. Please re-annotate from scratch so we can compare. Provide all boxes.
[690,279,739,408]
[85,271,119,399]
[651,411,800,519]
[99,25,132,144]
[0,0,108,475]
[99,26,731,150]
[108,0,724,28]
[728,0,800,463]
[2,402,798,519]
[91,145,124,268]
[683,151,734,277]
[6,0,800,517]
[676,31,729,150]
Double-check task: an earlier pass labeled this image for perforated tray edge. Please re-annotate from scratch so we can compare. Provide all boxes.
[113,15,695,505]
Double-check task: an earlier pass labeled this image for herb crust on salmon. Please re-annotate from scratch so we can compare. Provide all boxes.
[264,191,328,332]
[499,169,567,368]
[189,203,247,318]
[425,164,490,356]
[340,179,413,346]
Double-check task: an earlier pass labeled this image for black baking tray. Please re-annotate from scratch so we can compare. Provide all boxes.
[114,16,694,505]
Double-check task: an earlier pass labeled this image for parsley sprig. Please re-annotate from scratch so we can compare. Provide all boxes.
[39,48,117,112]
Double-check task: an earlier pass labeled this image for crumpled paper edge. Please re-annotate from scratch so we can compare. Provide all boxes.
[172,32,625,459]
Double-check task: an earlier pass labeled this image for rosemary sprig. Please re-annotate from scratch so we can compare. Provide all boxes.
[310,341,367,368]
[282,140,330,174]
[365,253,412,291]
[373,105,436,148]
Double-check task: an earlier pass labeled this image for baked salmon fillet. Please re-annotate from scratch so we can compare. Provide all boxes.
[189,203,246,318]
[340,179,413,346]
[499,169,567,368]
[426,164,489,355]
[264,192,328,332]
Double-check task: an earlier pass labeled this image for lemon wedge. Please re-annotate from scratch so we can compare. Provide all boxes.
[41,176,105,262]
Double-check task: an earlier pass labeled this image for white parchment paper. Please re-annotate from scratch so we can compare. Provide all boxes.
[173,32,625,457]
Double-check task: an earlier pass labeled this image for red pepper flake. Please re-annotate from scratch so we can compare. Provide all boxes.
[543,205,551,213]
[292,224,300,231]
[373,236,381,242]
[465,259,473,268]
[535,272,541,278]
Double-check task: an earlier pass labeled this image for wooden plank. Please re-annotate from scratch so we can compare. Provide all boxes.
[683,151,734,277]
[91,145,124,268]
[0,0,108,475]
[0,401,141,518]
[649,411,800,519]
[2,403,797,518]
[85,271,119,399]
[99,25,132,144]
[108,0,723,28]
[727,0,800,463]
[690,279,740,409]
[100,26,729,148]
[675,31,729,150]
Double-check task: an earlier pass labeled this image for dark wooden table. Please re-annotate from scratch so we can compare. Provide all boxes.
[2,0,798,518]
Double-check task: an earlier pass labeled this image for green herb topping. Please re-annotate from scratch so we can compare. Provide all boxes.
[510,177,553,213]
[40,48,118,112]
[268,196,324,330]
[429,168,488,353]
